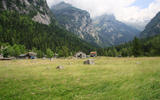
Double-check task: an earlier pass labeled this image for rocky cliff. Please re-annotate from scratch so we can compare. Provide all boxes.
[51,2,100,45]
[140,12,160,38]
[0,0,54,25]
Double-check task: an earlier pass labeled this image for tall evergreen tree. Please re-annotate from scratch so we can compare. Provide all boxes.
[132,37,142,57]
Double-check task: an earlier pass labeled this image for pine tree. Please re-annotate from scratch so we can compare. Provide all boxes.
[132,37,142,57]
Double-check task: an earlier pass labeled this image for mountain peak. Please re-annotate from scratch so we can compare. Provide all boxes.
[51,2,100,45]
[52,2,73,10]
[100,14,116,21]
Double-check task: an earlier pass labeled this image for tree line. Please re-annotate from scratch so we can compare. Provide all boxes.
[97,35,160,57]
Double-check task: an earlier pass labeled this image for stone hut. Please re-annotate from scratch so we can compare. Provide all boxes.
[75,52,86,58]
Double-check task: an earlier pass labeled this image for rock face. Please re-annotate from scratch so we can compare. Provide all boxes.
[51,2,100,45]
[93,14,140,47]
[0,0,54,25]
[140,12,160,38]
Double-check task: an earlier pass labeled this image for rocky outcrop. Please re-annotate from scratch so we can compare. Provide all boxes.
[32,12,51,25]
[140,12,160,38]
[51,2,100,45]
[0,0,54,25]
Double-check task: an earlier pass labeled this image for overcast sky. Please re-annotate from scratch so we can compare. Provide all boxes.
[47,0,160,29]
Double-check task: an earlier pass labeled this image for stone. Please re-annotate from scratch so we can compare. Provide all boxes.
[56,66,64,69]
[84,59,95,65]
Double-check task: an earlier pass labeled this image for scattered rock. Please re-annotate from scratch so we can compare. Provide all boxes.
[56,66,64,69]
[31,92,35,95]
[84,59,95,65]
[136,62,141,64]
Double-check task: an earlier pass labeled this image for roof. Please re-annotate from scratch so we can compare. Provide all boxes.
[76,52,86,54]
[28,52,37,56]
[90,52,97,54]
[19,54,27,57]
[19,52,37,57]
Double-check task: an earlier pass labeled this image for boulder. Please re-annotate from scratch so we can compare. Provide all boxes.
[84,59,95,65]
[56,66,64,69]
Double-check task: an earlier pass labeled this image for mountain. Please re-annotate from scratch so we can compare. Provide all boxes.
[140,12,160,38]
[51,2,100,45]
[0,0,55,25]
[93,14,140,47]
[0,0,96,56]
[51,2,140,47]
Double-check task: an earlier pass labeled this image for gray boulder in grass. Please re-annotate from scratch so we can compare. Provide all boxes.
[84,59,95,65]
[56,66,64,69]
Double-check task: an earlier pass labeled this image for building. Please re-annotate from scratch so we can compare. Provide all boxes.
[75,52,86,58]
[18,52,37,59]
[90,52,97,57]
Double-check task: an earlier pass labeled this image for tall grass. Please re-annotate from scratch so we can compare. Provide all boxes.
[0,57,160,100]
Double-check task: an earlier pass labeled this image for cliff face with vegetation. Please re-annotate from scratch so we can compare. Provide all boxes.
[0,0,54,25]
[140,12,160,38]
[51,2,100,45]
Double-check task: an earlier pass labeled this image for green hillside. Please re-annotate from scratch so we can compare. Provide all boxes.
[0,11,95,56]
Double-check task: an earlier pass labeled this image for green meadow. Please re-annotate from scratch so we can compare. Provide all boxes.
[0,57,160,100]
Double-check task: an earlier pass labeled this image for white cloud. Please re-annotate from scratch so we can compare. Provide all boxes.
[47,0,160,30]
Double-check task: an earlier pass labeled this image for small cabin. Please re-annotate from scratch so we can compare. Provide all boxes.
[90,52,97,57]
[75,52,86,58]
[18,52,37,59]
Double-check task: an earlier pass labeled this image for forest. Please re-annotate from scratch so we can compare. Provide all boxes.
[0,11,96,58]
[97,35,160,57]
[0,11,160,58]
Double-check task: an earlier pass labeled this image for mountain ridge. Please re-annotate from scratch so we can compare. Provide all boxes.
[140,12,160,38]
[93,14,140,47]
[51,2,100,45]
[51,2,140,47]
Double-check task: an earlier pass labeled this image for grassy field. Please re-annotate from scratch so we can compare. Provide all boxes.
[0,57,160,100]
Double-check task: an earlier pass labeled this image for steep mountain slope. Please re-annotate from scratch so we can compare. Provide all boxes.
[93,15,140,47]
[51,2,100,45]
[51,2,140,47]
[0,0,55,25]
[0,0,96,55]
[140,12,160,38]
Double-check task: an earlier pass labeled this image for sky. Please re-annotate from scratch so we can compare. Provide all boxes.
[131,0,154,9]
[47,0,160,30]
